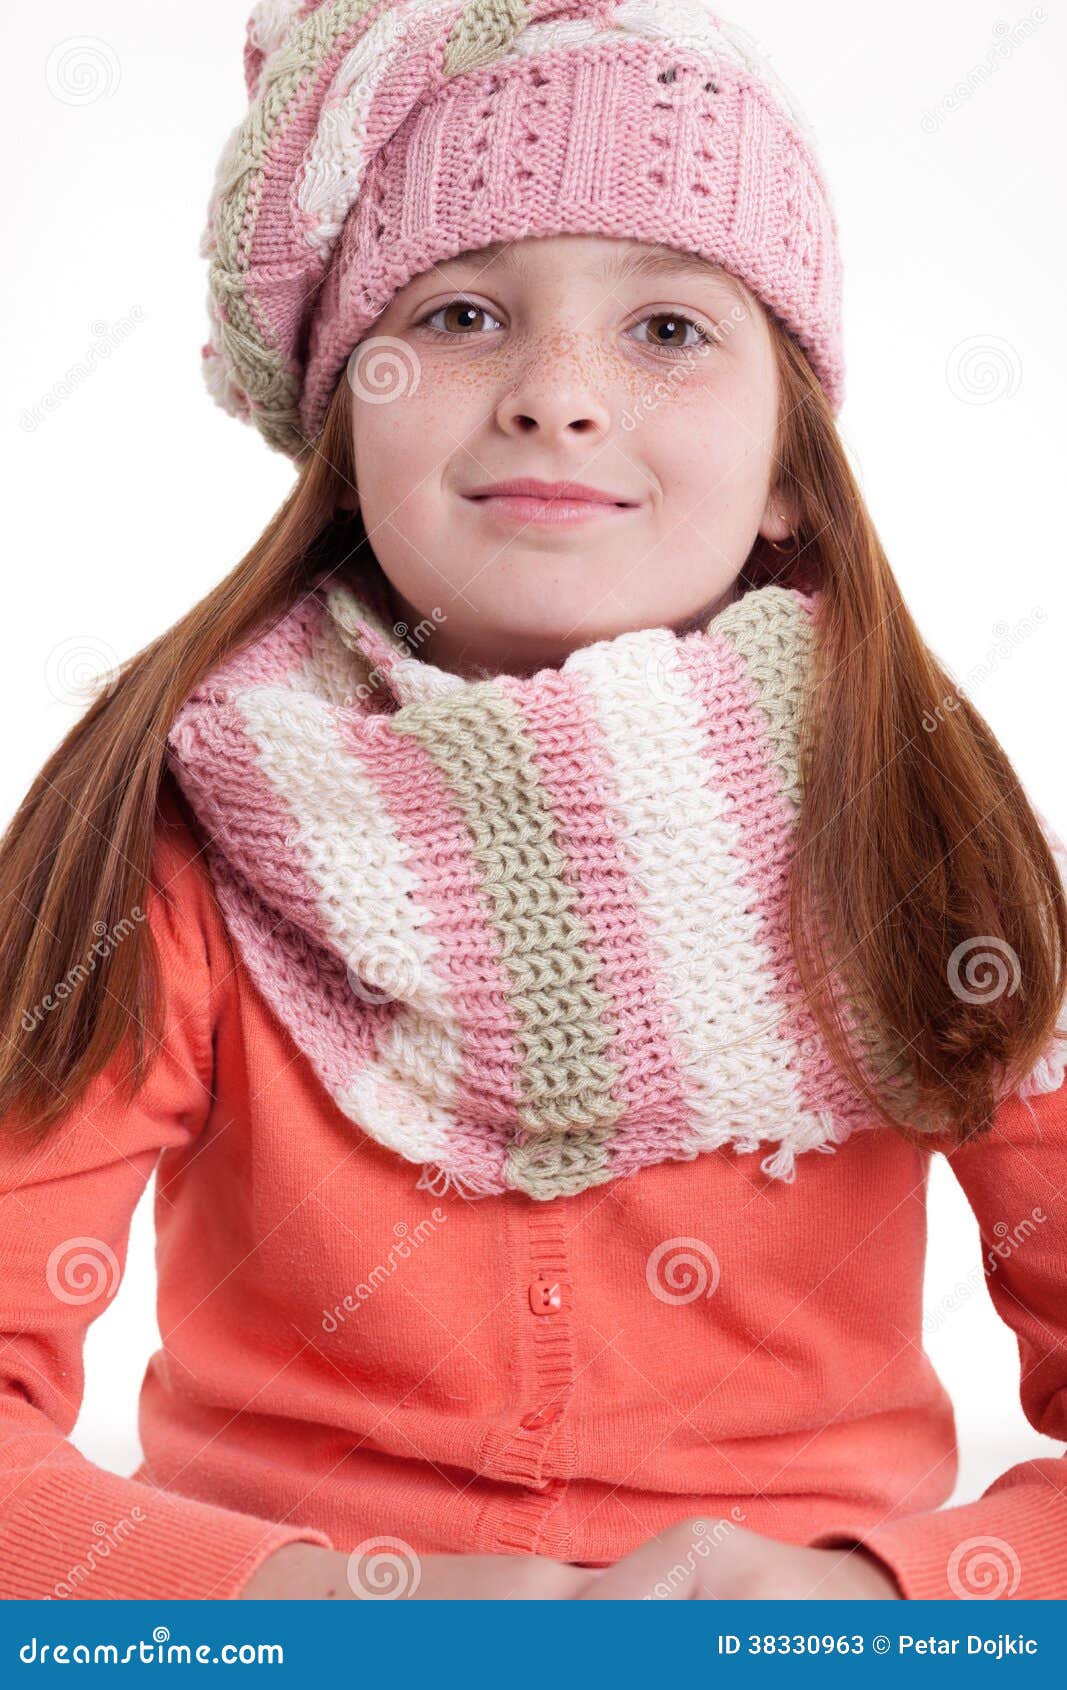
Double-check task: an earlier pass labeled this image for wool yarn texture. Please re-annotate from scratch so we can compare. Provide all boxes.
[200,0,845,460]
[164,576,1067,1203]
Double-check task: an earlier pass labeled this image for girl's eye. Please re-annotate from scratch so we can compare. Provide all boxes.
[628,311,715,354]
[417,299,716,355]
[419,299,503,338]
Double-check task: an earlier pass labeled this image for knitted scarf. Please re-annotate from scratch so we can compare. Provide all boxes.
[164,570,1065,1202]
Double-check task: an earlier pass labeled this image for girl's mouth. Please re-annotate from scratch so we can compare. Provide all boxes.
[463,492,640,527]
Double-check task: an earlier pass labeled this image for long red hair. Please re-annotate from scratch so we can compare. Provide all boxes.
[2,327,1065,1145]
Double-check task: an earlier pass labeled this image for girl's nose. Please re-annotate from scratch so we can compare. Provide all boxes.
[494,356,612,440]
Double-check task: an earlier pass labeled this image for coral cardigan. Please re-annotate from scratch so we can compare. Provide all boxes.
[1,779,1066,1602]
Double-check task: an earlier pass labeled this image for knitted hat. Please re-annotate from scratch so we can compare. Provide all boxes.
[201,0,845,461]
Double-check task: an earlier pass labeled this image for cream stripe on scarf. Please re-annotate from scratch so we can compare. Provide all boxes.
[564,625,813,1156]
[234,683,464,1165]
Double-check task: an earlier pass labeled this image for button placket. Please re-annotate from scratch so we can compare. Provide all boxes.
[484,1206,576,1554]
[516,1216,572,1467]
[520,1268,564,1432]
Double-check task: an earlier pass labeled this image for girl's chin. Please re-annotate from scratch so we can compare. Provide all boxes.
[455,607,676,654]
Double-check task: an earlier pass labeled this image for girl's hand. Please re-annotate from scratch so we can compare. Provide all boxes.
[575,1519,903,1600]
[241,1523,903,1600]
[240,1541,589,1599]
[403,1549,589,1599]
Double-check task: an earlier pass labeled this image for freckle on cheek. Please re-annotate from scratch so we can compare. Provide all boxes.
[417,339,685,403]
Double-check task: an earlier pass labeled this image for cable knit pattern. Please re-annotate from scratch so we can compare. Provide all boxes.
[165,577,1067,1202]
[201,0,845,459]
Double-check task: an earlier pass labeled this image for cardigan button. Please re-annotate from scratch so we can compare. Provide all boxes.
[528,1276,563,1314]
[520,1404,560,1431]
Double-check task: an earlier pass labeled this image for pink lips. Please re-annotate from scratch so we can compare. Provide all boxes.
[462,477,640,527]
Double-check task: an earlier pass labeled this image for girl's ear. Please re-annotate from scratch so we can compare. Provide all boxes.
[336,484,360,514]
[757,489,800,544]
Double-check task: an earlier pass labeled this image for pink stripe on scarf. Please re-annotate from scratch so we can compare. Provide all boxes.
[166,697,397,1099]
[202,590,322,692]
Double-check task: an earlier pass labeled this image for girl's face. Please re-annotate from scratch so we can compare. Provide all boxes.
[344,234,796,677]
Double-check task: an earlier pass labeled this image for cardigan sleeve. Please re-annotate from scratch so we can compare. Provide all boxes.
[0,785,334,1600]
[806,1073,1067,1599]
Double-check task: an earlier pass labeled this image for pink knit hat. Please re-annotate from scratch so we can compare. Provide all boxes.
[201,0,845,461]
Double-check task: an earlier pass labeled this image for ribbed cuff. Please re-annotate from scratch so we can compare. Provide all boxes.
[808,1488,1067,1600]
[0,1463,334,1601]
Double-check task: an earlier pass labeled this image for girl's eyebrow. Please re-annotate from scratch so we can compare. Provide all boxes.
[432,241,748,302]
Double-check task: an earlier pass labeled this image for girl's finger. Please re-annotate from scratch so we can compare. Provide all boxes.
[574,1532,705,1600]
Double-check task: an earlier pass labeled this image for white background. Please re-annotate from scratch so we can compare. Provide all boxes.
[2,2,1065,1509]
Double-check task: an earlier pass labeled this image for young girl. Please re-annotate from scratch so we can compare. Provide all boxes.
[1,0,1064,1604]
